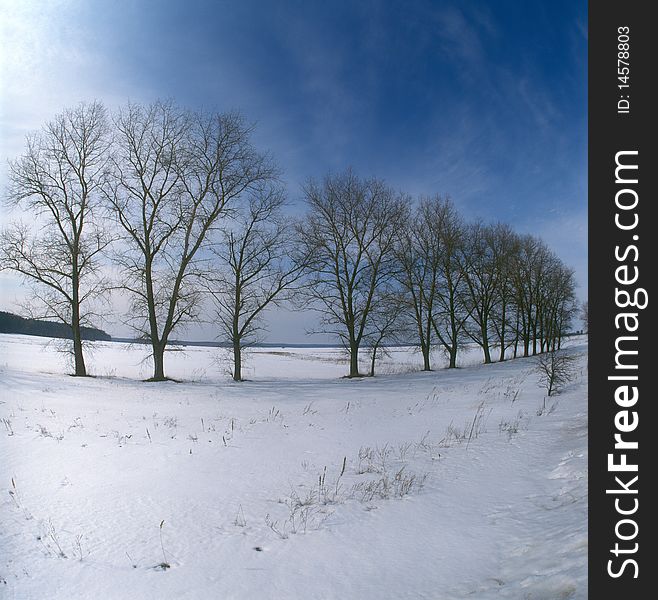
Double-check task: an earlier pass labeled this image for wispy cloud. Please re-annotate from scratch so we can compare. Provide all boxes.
[0,0,588,340]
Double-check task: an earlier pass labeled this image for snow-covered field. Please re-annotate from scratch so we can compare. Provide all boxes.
[0,334,587,599]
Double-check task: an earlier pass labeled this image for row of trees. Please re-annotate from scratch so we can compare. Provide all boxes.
[299,171,579,378]
[1,102,579,381]
[1,101,280,380]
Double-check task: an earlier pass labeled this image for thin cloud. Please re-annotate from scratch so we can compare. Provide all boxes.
[0,0,588,341]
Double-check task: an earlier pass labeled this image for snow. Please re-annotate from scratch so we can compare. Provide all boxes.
[0,333,587,599]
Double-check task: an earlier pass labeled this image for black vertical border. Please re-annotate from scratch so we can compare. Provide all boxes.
[589,1,656,595]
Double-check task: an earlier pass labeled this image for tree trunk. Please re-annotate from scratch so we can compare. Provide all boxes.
[448,313,458,368]
[481,328,491,364]
[498,300,507,362]
[422,344,431,371]
[448,344,458,369]
[482,342,491,364]
[349,344,360,377]
[70,271,87,377]
[233,341,242,382]
[420,320,432,370]
[71,321,87,376]
[152,341,166,381]
[369,347,377,377]
[144,259,166,381]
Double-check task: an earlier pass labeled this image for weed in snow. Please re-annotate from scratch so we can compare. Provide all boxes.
[266,406,284,424]
[435,401,490,449]
[126,551,138,569]
[163,416,178,429]
[154,520,171,571]
[2,418,14,436]
[537,397,560,417]
[67,417,84,431]
[111,430,133,446]
[8,477,33,520]
[266,449,428,540]
[35,424,64,441]
[266,499,333,540]
[499,411,529,440]
[352,466,427,502]
[265,513,288,539]
[234,504,247,528]
[44,520,67,558]
[396,441,413,462]
[72,534,86,561]
[8,477,21,509]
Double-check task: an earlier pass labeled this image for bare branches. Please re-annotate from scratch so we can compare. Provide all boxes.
[3,101,579,381]
[1,101,112,376]
[298,169,407,377]
[536,350,576,397]
[459,221,518,364]
[106,102,277,380]
[204,187,307,380]
[395,196,468,370]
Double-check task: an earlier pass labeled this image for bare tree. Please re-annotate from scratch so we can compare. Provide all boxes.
[105,101,275,380]
[461,222,521,364]
[538,260,577,352]
[363,287,407,377]
[298,170,407,377]
[460,222,500,364]
[489,225,520,362]
[536,349,576,396]
[579,300,588,334]
[429,197,469,369]
[395,197,441,371]
[204,187,306,381]
[506,234,579,359]
[511,235,551,357]
[1,102,111,376]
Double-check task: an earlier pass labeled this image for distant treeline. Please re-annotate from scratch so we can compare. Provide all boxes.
[0,312,111,342]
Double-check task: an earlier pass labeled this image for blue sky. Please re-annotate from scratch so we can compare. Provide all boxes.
[0,0,587,342]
